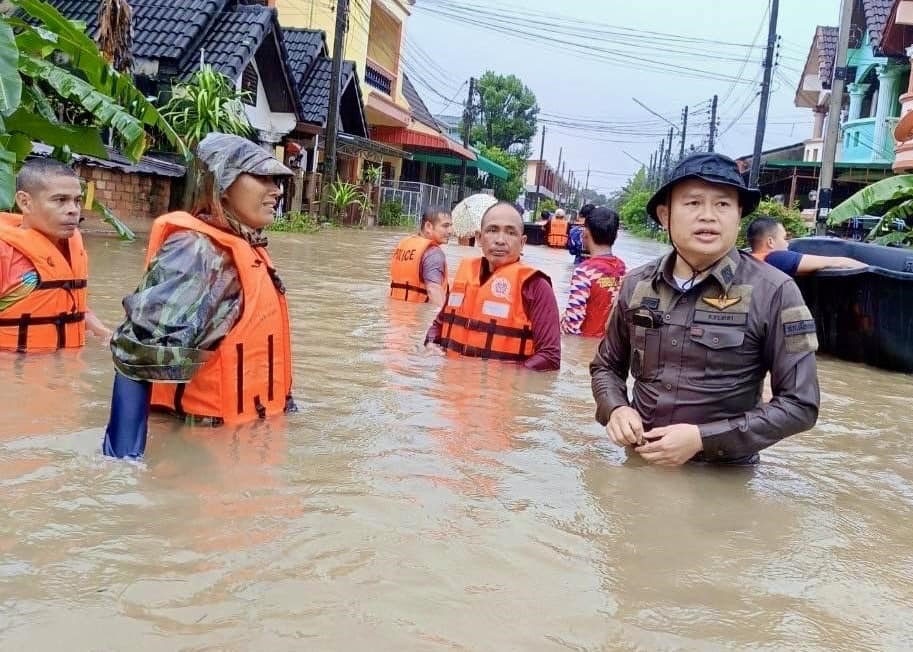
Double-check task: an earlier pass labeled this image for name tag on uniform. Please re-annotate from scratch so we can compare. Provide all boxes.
[693,309,748,326]
[448,293,464,307]
[481,300,510,318]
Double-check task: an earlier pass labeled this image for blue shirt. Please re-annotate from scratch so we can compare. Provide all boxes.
[762,250,803,276]
[568,225,586,264]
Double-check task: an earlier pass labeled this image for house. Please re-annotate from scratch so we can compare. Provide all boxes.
[795,0,907,166]
[48,0,303,147]
[881,0,913,171]
[277,0,418,180]
[521,159,575,212]
[282,26,410,211]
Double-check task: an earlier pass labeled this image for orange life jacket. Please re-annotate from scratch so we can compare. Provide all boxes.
[0,212,87,353]
[547,218,568,248]
[145,212,293,425]
[389,235,448,302]
[439,257,547,362]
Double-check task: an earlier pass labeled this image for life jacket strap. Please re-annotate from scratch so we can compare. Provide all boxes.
[389,281,428,302]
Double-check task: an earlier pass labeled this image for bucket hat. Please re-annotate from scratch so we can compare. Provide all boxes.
[646,152,760,222]
[196,133,293,194]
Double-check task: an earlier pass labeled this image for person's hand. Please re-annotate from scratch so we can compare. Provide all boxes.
[92,327,113,347]
[607,406,645,447]
[423,342,446,356]
[635,424,703,466]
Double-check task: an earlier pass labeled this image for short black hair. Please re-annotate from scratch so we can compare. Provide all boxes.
[420,205,450,230]
[579,203,596,219]
[747,216,782,250]
[16,158,79,193]
[585,206,620,246]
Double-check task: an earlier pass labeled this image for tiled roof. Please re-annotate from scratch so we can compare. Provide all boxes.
[401,73,439,129]
[181,4,273,80]
[862,0,895,49]
[295,57,356,126]
[44,0,227,63]
[816,26,839,87]
[281,28,363,129]
[282,28,327,89]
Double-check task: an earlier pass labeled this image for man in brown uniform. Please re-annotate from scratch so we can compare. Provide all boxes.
[590,153,819,465]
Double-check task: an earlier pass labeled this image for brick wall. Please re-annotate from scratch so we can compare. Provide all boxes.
[77,164,174,234]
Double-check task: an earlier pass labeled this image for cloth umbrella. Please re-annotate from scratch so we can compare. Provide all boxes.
[450,193,499,238]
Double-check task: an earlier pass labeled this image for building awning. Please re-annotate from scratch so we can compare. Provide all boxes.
[410,151,509,180]
[336,132,412,160]
[371,126,476,160]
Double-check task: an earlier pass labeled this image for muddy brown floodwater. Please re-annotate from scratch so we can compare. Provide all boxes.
[2,228,913,651]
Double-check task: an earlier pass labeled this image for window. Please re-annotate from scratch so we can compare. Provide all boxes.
[854,131,860,149]
[241,63,258,106]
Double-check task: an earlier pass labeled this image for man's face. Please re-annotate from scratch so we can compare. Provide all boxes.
[656,178,741,267]
[769,223,789,251]
[15,174,83,241]
[422,213,453,245]
[479,205,526,270]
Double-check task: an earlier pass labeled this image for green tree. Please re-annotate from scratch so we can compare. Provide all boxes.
[477,144,525,203]
[471,71,538,152]
[0,0,187,213]
[740,198,808,248]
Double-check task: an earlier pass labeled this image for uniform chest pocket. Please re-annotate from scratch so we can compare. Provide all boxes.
[631,325,661,381]
[688,327,746,386]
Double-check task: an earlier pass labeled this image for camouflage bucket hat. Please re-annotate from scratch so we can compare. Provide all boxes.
[196,133,293,194]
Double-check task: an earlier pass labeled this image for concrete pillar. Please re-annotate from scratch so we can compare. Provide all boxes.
[873,64,904,159]
[812,106,827,138]
[846,83,870,122]
[906,46,913,94]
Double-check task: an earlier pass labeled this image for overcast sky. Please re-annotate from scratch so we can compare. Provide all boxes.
[406,0,837,195]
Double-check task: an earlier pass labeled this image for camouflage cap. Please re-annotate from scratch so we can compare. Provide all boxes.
[196,133,293,194]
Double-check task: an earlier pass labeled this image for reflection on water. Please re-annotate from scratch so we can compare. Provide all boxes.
[2,229,913,650]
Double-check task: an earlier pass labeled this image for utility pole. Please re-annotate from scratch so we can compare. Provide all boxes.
[665,127,674,176]
[750,0,780,187]
[322,0,349,217]
[555,147,563,204]
[533,125,546,218]
[458,76,476,202]
[658,139,666,183]
[679,105,689,159]
[584,166,590,197]
[648,152,655,186]
[816,0,854,236]
[708,94,719,152]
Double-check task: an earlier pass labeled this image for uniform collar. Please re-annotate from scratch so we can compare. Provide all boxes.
[653,248,742,293]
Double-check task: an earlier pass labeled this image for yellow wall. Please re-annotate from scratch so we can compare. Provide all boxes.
[277,0,411,111]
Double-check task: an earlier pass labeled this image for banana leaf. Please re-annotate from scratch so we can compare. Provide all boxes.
[6,107,107,157]
[0,21,22,117]
[828,174,913,225]
[871,230,912,246]
[12,0,189,159]
[0,147,17,210]
[88,195,135,241]
[18,54,147,160]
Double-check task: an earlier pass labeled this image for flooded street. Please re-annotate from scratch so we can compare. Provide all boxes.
[2,228,913,651]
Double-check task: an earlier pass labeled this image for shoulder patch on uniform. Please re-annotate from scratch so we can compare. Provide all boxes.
[783,320,816,336]
[781,305,818,353]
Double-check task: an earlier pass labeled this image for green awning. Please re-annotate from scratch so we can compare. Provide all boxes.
[410,151,509,180]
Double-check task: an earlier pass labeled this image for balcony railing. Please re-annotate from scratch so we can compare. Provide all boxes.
[365,63,393,96]
[842,116,899,162]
